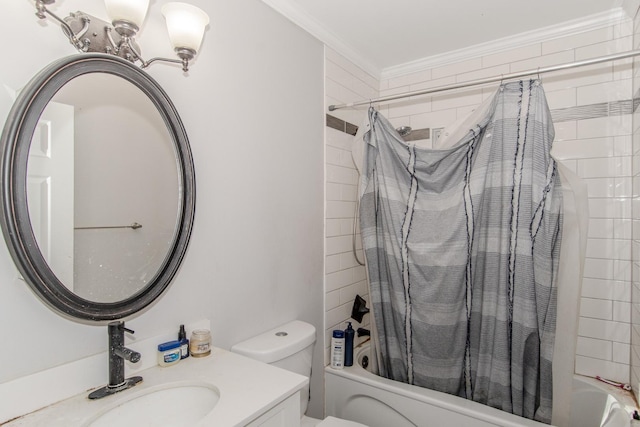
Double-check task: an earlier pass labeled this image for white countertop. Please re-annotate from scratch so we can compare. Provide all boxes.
[5,347,308,426]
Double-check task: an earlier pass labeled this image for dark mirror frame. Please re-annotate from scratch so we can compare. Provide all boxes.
[0,54,196,322]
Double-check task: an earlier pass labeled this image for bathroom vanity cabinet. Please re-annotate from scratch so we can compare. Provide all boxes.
[245,393,300,426]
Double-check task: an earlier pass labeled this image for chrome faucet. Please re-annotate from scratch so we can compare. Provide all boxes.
[88,321,143,399]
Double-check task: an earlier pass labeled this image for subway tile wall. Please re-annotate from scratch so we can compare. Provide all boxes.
[324,48,378,363]
[325,15,636,382]
[632,5,640,399]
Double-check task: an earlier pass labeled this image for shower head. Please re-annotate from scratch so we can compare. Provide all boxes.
[396,126,412,137]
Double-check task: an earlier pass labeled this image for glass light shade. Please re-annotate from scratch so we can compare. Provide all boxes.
[162,3,210,53]
[104,0,150,27]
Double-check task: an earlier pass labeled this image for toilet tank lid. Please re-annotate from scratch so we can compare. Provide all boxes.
[231,320,316,364]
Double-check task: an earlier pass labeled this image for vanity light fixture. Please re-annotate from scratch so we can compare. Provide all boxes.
[34,0,209,72]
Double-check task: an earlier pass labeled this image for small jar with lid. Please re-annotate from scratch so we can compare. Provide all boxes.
[157,340,181,367]
[189,329,212,357]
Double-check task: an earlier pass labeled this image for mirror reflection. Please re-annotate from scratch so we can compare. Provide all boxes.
[26,73,180,303]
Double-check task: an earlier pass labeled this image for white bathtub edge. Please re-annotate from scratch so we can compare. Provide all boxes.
[325,342,639,427]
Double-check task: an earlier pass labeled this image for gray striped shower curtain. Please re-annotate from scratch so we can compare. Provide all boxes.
[359,80,562,423]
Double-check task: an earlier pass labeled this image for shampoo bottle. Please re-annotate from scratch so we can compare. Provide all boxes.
[344,322,354,367]
[330,330,345,369]
[178,324,189,359]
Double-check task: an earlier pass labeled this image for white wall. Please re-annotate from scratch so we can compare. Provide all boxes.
[324,14,635,385]
[0,0,325,421]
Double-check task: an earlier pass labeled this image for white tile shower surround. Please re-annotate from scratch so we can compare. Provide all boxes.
[325,127,371,363]
[631,3,640,400]
[324,46,378,365]
[325,15,637,383]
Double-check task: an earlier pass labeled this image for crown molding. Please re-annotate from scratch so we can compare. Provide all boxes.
[381,8,628,80]
[261,1,629,82]
[260,0,380,78]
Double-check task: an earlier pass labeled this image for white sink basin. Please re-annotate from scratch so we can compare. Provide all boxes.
[84,382,220,427]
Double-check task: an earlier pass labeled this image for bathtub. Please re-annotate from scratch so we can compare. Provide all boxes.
[325,342,636,427]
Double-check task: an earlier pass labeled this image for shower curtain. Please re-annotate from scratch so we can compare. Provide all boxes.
[357,80,562,423]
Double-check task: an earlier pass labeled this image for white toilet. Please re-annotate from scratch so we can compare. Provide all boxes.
[231,320,366,427]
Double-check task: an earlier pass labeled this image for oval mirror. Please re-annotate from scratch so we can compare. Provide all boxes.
[0,54,196,321]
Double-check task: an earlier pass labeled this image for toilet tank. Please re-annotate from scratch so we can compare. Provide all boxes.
[231,320,316,416]
[231,320,316,375]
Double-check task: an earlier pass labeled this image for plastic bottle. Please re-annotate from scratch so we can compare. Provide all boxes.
[330,330,345,369]
[178,324,190,359]
[344,322,354,367]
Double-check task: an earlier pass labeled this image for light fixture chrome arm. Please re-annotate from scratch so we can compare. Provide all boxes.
[143,57,189,72]
[35,0,89,52]
[105,27,144,63]
[104,26,121,55]
[106,26,193,72]
[143,48,197,72]
[36,4,142,63]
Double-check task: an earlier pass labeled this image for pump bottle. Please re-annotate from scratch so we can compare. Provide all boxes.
[344,322,354,367]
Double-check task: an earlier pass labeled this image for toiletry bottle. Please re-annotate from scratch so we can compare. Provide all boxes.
[344,322,354,367]
[178,324,189,359]
[331,330,345,369]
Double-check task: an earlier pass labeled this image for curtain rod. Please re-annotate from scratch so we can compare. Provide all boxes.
[328,49,640,111]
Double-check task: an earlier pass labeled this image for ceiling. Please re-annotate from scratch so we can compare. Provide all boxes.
[262,0,629,77]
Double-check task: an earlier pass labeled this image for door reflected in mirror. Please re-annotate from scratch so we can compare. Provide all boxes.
[27,73,180,303]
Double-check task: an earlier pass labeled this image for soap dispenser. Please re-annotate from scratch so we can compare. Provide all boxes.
[344,322,355,367]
